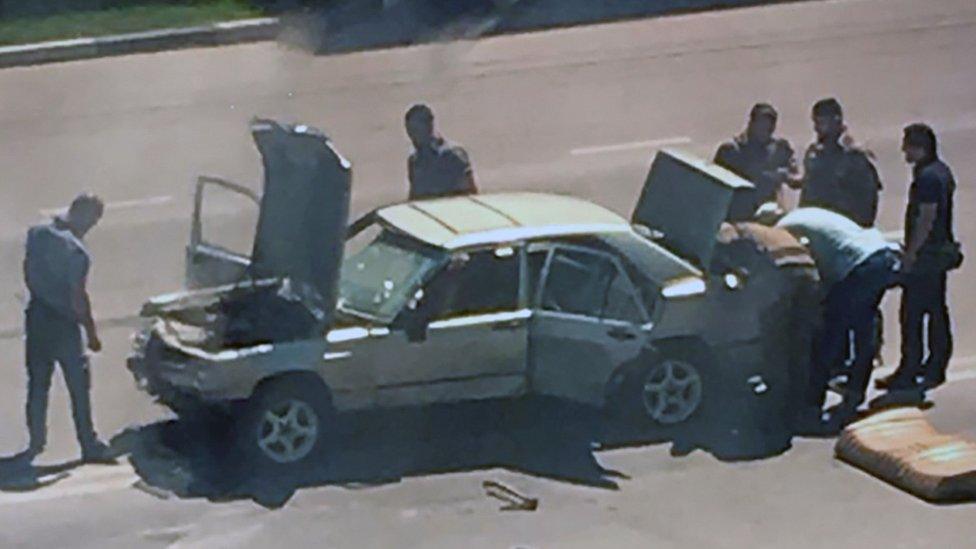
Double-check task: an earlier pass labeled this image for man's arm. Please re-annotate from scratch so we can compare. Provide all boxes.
[452,146,477,194]
[407,155,417,199]
[904,204,938,272]
[786,145,811,190]
[772,141,800,208]
[71,275,100,352]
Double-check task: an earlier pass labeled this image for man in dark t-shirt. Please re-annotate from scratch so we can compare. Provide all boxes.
[714,103,798,221]
[879,124,957,391]
[22,194,112,463]
[405,104,478,200]
[792,98,882,228]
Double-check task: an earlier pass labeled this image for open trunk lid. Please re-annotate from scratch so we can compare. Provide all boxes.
[631,148,753,270]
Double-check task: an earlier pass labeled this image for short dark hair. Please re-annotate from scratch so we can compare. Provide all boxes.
[405,103,434,124]
[812,97,843,119]
[68,193,105,220]
[750,103,778,122]
[903,123,938,157]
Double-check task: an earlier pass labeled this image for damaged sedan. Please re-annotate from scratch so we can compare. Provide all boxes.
[128,119,818,471]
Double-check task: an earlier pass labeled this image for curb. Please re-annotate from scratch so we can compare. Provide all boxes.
[0,17,279,69]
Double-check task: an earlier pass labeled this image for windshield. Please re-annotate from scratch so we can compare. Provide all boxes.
[338,230,445,322]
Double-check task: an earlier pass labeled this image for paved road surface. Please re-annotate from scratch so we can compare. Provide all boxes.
[1,0,975,546]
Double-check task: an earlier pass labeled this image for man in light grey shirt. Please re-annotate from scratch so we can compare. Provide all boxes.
[22,193,112,463]
[776,207,900,427]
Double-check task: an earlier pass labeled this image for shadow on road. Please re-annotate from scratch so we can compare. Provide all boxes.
[0,454,82,492]
[112,397,793,509]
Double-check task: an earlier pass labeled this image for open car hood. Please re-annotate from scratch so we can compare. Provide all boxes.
[248,118,352,323]
[631,148,754,270]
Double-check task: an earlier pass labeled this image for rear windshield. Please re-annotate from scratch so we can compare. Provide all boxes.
[338,230,445,323]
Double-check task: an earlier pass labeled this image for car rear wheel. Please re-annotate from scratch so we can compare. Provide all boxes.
[640,358,703,424]
[610,345,714,428]
[235,377,333,473]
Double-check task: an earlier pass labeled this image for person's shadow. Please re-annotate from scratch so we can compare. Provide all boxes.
[0,454,82,492]
[116,396,794,509]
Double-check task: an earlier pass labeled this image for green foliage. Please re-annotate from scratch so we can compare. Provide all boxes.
[0,1,265,46]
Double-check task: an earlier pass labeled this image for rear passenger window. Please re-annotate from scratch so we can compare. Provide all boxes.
[541,248,644,323]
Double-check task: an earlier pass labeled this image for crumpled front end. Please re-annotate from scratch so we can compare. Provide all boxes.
[128,277,319,411]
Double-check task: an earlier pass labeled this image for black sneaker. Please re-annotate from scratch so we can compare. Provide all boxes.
[824,400,862,429]
[921,375,946,390]
[81,441,117,465]
[875,373,918,391]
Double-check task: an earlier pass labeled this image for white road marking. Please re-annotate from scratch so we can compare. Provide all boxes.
[39,195,173,217]
[570,137,692,156]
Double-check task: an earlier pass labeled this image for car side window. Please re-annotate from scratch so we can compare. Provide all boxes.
[541,248,644,323]
[421,248,519,319]
[602,271,644,323]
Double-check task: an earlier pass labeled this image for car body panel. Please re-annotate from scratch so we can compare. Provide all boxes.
[377,192,631,249]
[528,243,651,406]
[248,119,351,319]
[327,310,531,408]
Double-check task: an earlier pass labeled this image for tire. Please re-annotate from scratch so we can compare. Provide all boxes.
[610,344,715,429]
[234,376,334,474]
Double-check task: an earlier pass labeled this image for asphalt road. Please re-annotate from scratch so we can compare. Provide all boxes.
[1,0,976,546]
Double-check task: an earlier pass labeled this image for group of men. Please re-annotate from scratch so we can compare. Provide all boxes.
[715,98,958,428]
[17,98,957,461]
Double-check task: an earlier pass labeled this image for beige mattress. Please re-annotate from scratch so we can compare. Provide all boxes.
[835,407,976,502]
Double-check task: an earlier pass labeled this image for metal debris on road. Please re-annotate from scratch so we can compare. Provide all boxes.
[483,480,538,511]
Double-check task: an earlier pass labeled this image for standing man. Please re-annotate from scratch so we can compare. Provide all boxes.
[775,208,899,428]
[405,103,478,200]
[714,103,798,221]
[793,98,882,228]
[22,194,112,462]
[878,124,959,391]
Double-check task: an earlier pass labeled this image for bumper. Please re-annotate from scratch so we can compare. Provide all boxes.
[127,352,220,413]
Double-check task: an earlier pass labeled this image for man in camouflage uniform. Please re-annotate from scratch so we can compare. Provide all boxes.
[714,103,798,221]
[405,104,478,200]
[792,98,882,228]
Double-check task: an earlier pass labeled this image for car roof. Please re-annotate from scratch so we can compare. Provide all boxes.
[376,192,632,250]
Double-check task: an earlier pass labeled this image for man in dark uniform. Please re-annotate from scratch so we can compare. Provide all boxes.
[714,103,798,221]
[878,124,958,391]
[793,98,882,228]
[405,104,478,200]
[22,194,112,463]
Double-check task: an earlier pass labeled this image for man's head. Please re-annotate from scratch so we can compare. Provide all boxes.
[64,193,104,238]
[405,103,436,150]
[746,103,778,144]
[902,123,937,165]
[811,98,845,143]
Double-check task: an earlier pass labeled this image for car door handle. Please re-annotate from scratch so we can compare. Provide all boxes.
[492,319,525,331]
[607,327,636,340]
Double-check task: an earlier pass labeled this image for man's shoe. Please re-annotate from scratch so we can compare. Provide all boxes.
[875,372,918,391]
[921,375,946,391]
[81,441,117,464]
[824,400,862,430]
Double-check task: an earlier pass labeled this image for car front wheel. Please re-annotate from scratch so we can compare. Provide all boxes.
[235,377,333,473]
[639,358,704,425]
[610,346,714,428]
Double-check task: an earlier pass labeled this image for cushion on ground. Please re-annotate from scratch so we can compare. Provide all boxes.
[835,407,976,502]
